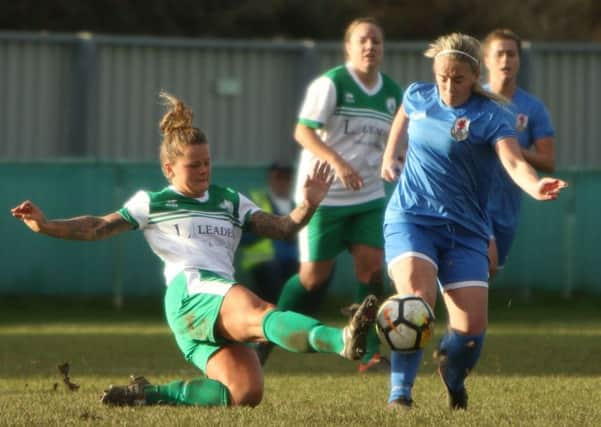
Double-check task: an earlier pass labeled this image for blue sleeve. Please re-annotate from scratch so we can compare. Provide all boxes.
[401,82,421,116]
[529,101,555,141]
[488,104,517,146]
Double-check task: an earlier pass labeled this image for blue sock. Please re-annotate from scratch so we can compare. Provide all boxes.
[388,349,423,402]
[438,330,485,391]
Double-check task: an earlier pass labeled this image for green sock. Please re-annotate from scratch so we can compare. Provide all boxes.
[262,309,343,354]
[308,324,344,354]
[144,378,230,406]
[356,282,381,363]
[276,274,311,311]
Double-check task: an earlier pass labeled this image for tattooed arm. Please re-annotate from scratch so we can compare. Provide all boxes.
[11,200,132,241]
[246,201,316,240]
[246,160,333,240]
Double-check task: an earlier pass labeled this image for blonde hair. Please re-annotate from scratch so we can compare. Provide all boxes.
[158,91,207,181]
[343,17,383,59]
[425,33,508,104]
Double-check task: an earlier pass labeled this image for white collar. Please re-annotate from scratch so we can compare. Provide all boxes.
[169,185,209,202]
[345,62,382,95]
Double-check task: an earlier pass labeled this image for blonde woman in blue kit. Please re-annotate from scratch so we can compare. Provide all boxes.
[381,33,567,410]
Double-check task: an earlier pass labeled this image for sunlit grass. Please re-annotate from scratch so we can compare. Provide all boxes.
[1,292,601,425]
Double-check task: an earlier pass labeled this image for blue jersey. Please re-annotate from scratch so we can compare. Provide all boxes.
[385,82,516,240]
[485,86,555,229]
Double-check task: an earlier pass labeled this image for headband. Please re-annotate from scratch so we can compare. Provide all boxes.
[435,49,479,65]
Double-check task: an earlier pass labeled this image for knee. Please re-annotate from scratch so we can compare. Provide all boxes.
[228,383,264,407]
[299,269,331,291]
[249,302,275,329]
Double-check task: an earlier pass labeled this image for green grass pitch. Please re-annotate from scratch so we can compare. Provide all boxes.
[1,291,601,426]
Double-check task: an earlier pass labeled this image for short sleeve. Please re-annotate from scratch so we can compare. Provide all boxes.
[298,76,337,129]
[530,101,555,141]
[489,104,517,146]
[118,191,150,230]
[402,82,427,117]
[237,192,261,228]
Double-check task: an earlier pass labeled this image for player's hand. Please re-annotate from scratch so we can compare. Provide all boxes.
[302,160,334,208]
[535,177,568,200]
[10,200,47,232]
[381,154,403,182]
[332,158,363,191]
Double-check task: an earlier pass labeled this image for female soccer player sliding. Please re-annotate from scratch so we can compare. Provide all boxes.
[11,91,378,408]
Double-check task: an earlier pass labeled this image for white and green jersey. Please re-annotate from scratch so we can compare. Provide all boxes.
[295,64,402,206]
[118,185,260,285]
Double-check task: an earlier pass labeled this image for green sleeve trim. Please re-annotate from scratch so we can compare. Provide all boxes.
[117,208,139,230]
[242,209,255,231]
[298,118,323,129]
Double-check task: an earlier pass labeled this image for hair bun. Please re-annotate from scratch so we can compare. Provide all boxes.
[158,91,194,135]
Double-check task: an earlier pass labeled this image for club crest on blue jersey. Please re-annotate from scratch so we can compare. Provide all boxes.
[386,98,397,114]
[450,117,470,141]
[516,113,529,132]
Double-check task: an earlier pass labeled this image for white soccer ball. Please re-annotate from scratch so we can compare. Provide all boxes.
[375,294,435,352]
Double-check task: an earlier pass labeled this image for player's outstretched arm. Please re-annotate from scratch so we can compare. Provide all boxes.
[247,160,333,240]
[495,138,567,201]
[11,200,133,241]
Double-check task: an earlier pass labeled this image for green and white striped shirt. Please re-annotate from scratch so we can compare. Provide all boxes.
[295,64,402,206]
[119,185,259,285]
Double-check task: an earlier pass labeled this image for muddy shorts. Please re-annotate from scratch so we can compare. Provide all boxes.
[164,269,235,372]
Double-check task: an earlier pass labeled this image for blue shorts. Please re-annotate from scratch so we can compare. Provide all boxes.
[490,222,517,268]
[384,222,489,290]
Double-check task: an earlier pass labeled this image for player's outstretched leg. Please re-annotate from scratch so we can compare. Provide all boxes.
[340,294,379,360]
[259,274,332,365]
[340,300,390,373]
[101,375,230,407]
[261,294,378,360]
[358,284,388,372]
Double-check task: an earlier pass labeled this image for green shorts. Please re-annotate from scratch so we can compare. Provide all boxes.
[164,269,235,373]
[298,198,385,262]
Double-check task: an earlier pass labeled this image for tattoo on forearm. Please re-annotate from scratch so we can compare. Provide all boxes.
[248,202,315,240]
[248,212,293,240]
[94,217,128,239]
[48,215,128,240]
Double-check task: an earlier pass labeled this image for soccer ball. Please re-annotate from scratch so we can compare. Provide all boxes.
[375,294,435,352]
